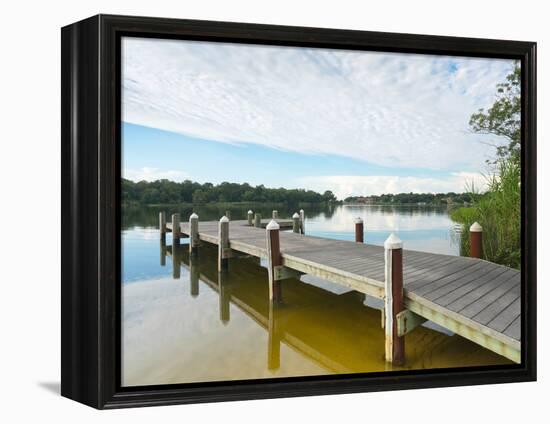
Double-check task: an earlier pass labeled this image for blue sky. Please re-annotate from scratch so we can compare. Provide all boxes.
[122,37,514,199]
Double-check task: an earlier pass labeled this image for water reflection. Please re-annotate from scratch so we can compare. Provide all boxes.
[122,238,510,386]
[125,204,460,256]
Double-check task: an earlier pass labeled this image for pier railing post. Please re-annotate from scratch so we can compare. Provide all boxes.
[272,210,278,220]
[247,210,254,226]
[355,217,364,243]
[292,213,300,233]
[189,213,199,256]
[218,216,230,271]
[299,209,305,234]
[384,233,405,365]
[266,220,282,302]
[470,222,483,259]
[171,213,180,241]
[254,213,262,228]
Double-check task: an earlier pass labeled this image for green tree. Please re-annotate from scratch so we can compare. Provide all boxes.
[322,190,337,203]
[469,62,520,165]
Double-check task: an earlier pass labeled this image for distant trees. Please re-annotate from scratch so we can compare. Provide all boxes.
[122,178,339,205]
[344,192,474,205]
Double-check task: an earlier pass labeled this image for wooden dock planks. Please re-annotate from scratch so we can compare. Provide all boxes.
[166,219,521,362]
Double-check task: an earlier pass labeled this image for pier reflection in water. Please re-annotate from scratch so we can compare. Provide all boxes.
[122,237,510,387]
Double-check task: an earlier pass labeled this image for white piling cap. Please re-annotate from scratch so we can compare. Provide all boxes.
[266,219,280,230]
[293,212,300,219]
[354,217,363,224]
[190,212,198,219]
[384,233,403,250]
[220,215,229,223]
[300,209,305,213]
[248,210,253,214]
[470,222,483,232]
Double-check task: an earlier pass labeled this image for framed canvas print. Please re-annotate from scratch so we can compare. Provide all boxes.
[61,14,536,409]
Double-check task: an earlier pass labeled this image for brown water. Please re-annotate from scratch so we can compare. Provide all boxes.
[122,225,510,386]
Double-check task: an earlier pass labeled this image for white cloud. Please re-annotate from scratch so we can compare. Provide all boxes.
[122,37,514,171]
[299,172,488,199]
[124,167,188,182]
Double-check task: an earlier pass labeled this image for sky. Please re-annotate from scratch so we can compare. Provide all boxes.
[122,37,515,199]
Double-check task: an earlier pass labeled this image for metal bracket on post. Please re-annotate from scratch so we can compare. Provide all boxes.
[273,265,303,281]
[396,310,427,337]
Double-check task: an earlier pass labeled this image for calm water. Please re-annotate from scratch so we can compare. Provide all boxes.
[122,205,509,386]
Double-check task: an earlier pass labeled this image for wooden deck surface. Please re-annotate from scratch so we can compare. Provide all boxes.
[166,219,521,362]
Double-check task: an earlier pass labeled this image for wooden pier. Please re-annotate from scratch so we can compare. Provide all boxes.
[161,211,521,363]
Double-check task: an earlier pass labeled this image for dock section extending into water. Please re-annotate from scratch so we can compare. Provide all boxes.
[160,211,521,364]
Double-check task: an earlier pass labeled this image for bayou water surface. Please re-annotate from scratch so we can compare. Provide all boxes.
[122,204,510,386]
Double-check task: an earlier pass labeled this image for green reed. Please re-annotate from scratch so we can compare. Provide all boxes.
[450,159,520,269]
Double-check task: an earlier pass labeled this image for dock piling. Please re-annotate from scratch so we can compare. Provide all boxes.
[470,222,483,259]
[171,213,180,241]
[160,237,166,266]
[219,270,231,324]
[225,210,231,220]
[247,210,254,226]
[159,211,166,239]
[190,255,199,297]
[384,233,404,365]
[266,220,282,302]
[267,303,281,370]
[299,209,305,234]
[254,213,262,228]
[292,213,300,233]
[355,217,364,243]
[172,243,181,280]
[218,216,230,271]
[189,213,199,256]
[272,210,279,219]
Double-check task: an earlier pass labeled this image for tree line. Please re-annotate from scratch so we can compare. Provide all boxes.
[344,192,474,205]
[122,178,338,205]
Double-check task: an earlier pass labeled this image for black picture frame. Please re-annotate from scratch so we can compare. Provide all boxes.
[61,14,537,409]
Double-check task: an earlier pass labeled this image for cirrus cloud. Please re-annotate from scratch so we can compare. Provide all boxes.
[122,37,514,173]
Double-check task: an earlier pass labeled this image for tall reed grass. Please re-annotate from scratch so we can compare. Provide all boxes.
[450,159,520,269]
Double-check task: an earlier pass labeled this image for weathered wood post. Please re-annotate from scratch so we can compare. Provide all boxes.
[247,210,254,226]
[267,303,281,370]
[218,216,230,271]
[470,222,483,259]
[172,243,181,280]
[159,211,166,240]
[384,233,404,365]
[160,237,166,266]
[266,220,282,302]
[189,255,199,297]
[254,212,262,228]
[292,212,300,233]
[189,213,199,256]
[219,270,231,324]
[272,210,279,220]
[225,210,231,220]
[171,213,180,241]
[355,217,364,243]
[299,209,305,234]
